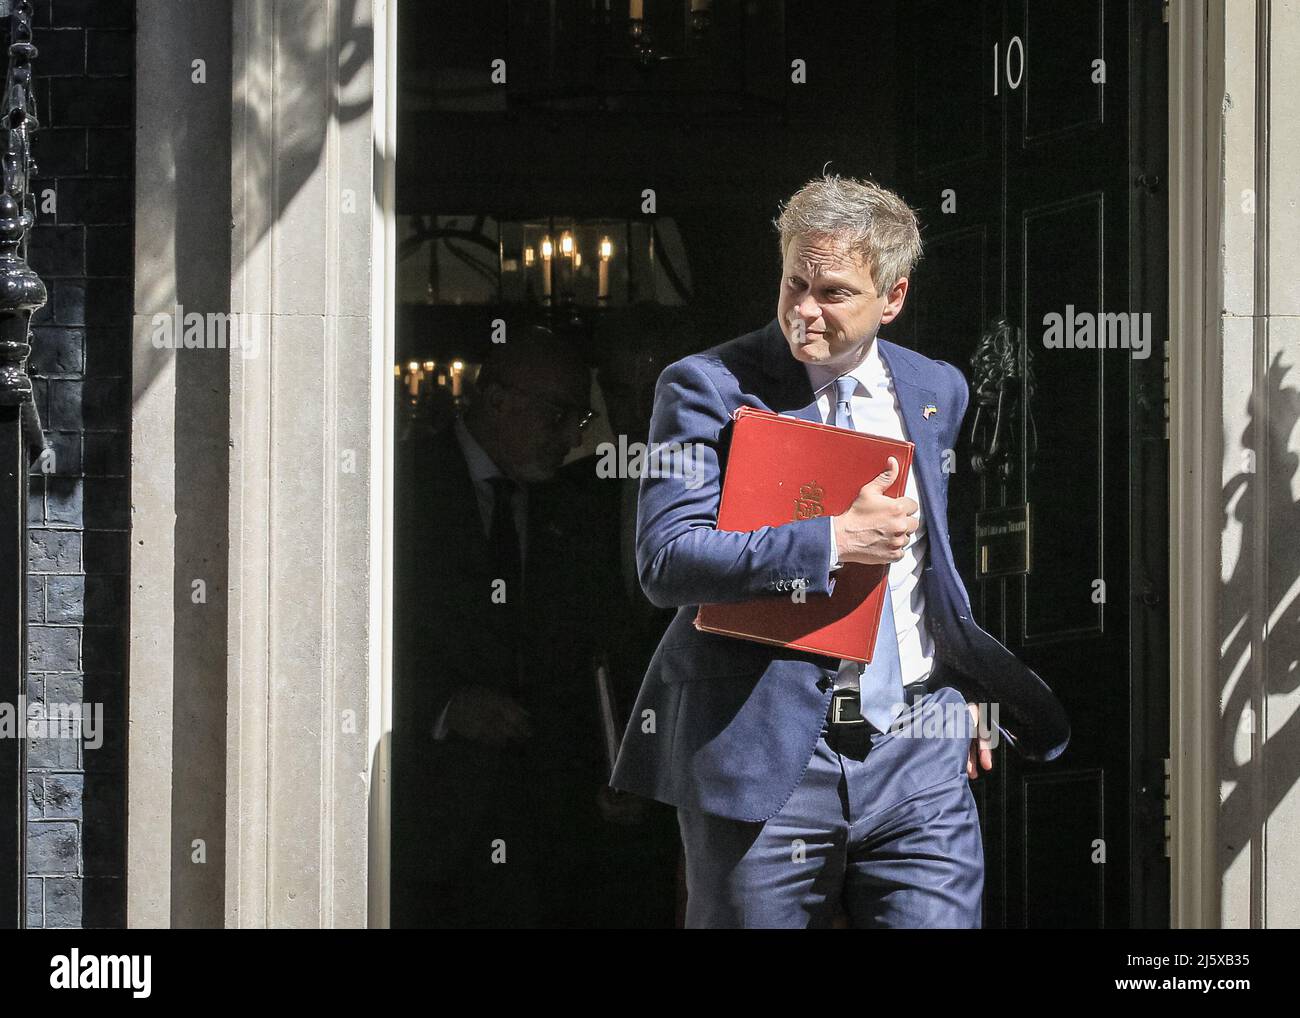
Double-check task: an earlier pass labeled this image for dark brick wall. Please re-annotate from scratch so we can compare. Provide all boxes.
[22,0,133,929]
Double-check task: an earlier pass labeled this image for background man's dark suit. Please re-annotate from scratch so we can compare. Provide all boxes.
[392,419,675,927]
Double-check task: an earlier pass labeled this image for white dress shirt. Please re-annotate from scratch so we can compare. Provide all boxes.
[805,339,935,688]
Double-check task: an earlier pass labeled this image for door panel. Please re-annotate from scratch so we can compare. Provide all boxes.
[1022,195,1105,641]
[1025,770,1106,927]
[911,0,992,176]
[912,226,990,595]
[1021,1,1105,142]
[895,0,1168,928]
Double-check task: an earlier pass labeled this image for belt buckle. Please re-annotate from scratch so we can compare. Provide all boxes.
[830,691,865,726]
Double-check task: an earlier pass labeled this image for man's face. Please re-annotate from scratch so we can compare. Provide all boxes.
[487,362,591,483]
[776,233,908,372]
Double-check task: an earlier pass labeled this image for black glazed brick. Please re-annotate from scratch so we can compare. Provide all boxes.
[87,30,131,75]
[87,127,131,176]
[29,529,82,573]
[48,378,83,430]
[30,327,86,374]
[31,127,87,175]
[46,574,86,624]
[57,0,134,30]
[54,178,133,226]
[29,224,86,278]
[29,624,80,671]
[82,878,125,928]
[83,432,127,476]
[81,623,125,673]
[84,225,130,275]
[82,327,130,377]
[29,823,80,876]
[82,530,127,575]
[81,379,129,430]
[28,575,46,623]
[42,432,84,476]
[49,76,132,128]
[24,0,136,927]
[32,28,87,76]
[52,278,85,325]
[46,477,84,525]
[84,277,131,322]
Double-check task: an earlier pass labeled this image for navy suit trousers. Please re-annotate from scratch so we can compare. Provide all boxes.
[676,683,984,928]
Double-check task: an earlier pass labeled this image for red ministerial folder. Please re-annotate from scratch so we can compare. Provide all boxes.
[694,405,914,663]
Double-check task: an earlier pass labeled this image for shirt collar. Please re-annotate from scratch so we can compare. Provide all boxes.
[803,336,889,399]
[453,414,507,484]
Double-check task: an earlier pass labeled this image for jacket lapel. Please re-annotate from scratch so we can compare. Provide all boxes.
[762,322,948,459]
[424,423,494,567]
[761,318,829,423]
[876,338,953,565]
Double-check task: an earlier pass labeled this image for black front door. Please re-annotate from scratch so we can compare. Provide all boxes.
[892,0,1170,928]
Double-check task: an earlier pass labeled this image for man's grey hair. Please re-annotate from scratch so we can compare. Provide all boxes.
[774,173,923,295]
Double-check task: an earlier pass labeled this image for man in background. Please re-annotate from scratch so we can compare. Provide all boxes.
[393,326,682,927]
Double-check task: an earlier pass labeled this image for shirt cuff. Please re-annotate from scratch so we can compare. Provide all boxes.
[828,518,843,572]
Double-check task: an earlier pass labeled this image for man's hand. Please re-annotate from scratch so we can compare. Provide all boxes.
[445,685,533,746]
[966,700,994,779]
[831,456,919,566]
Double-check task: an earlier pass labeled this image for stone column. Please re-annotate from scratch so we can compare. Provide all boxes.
[1213,0,1300,930]
[1170,0,1300,929]
[130,0,235,929]
[225,0,389,928]
[131,0,392,928]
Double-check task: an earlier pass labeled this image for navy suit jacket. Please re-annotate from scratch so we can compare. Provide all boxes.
[609,318,1070,823]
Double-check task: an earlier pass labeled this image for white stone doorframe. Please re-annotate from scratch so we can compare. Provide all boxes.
[369,0,398,931]
[225,0,397,929]
[1169,0,1300,929]
[1168,0,1220,931]
[128,0,396,928]
[225,0,398,929]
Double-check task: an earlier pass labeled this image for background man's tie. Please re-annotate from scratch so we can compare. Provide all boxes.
[833,375,906,732]
[488,475,523,599]
[488,475,526,692]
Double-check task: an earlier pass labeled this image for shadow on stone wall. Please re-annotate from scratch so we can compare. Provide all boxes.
[1218,350,1300,885]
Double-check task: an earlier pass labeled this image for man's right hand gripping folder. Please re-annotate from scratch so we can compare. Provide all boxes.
[694,405,914,664]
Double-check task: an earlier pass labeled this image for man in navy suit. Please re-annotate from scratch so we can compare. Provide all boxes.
[609,174,1070,928]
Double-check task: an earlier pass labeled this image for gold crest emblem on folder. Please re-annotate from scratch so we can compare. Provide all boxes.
[793,482,825,520]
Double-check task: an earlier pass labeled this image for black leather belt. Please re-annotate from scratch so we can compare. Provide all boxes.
[829,690,865,726]
[826,681,931,730]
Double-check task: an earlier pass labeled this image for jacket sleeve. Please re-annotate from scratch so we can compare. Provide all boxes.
[930,357,970,456]
[635,356,836,609]
[934,358,974,612]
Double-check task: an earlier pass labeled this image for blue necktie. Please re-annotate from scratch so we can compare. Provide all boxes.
[832,375,906,733]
